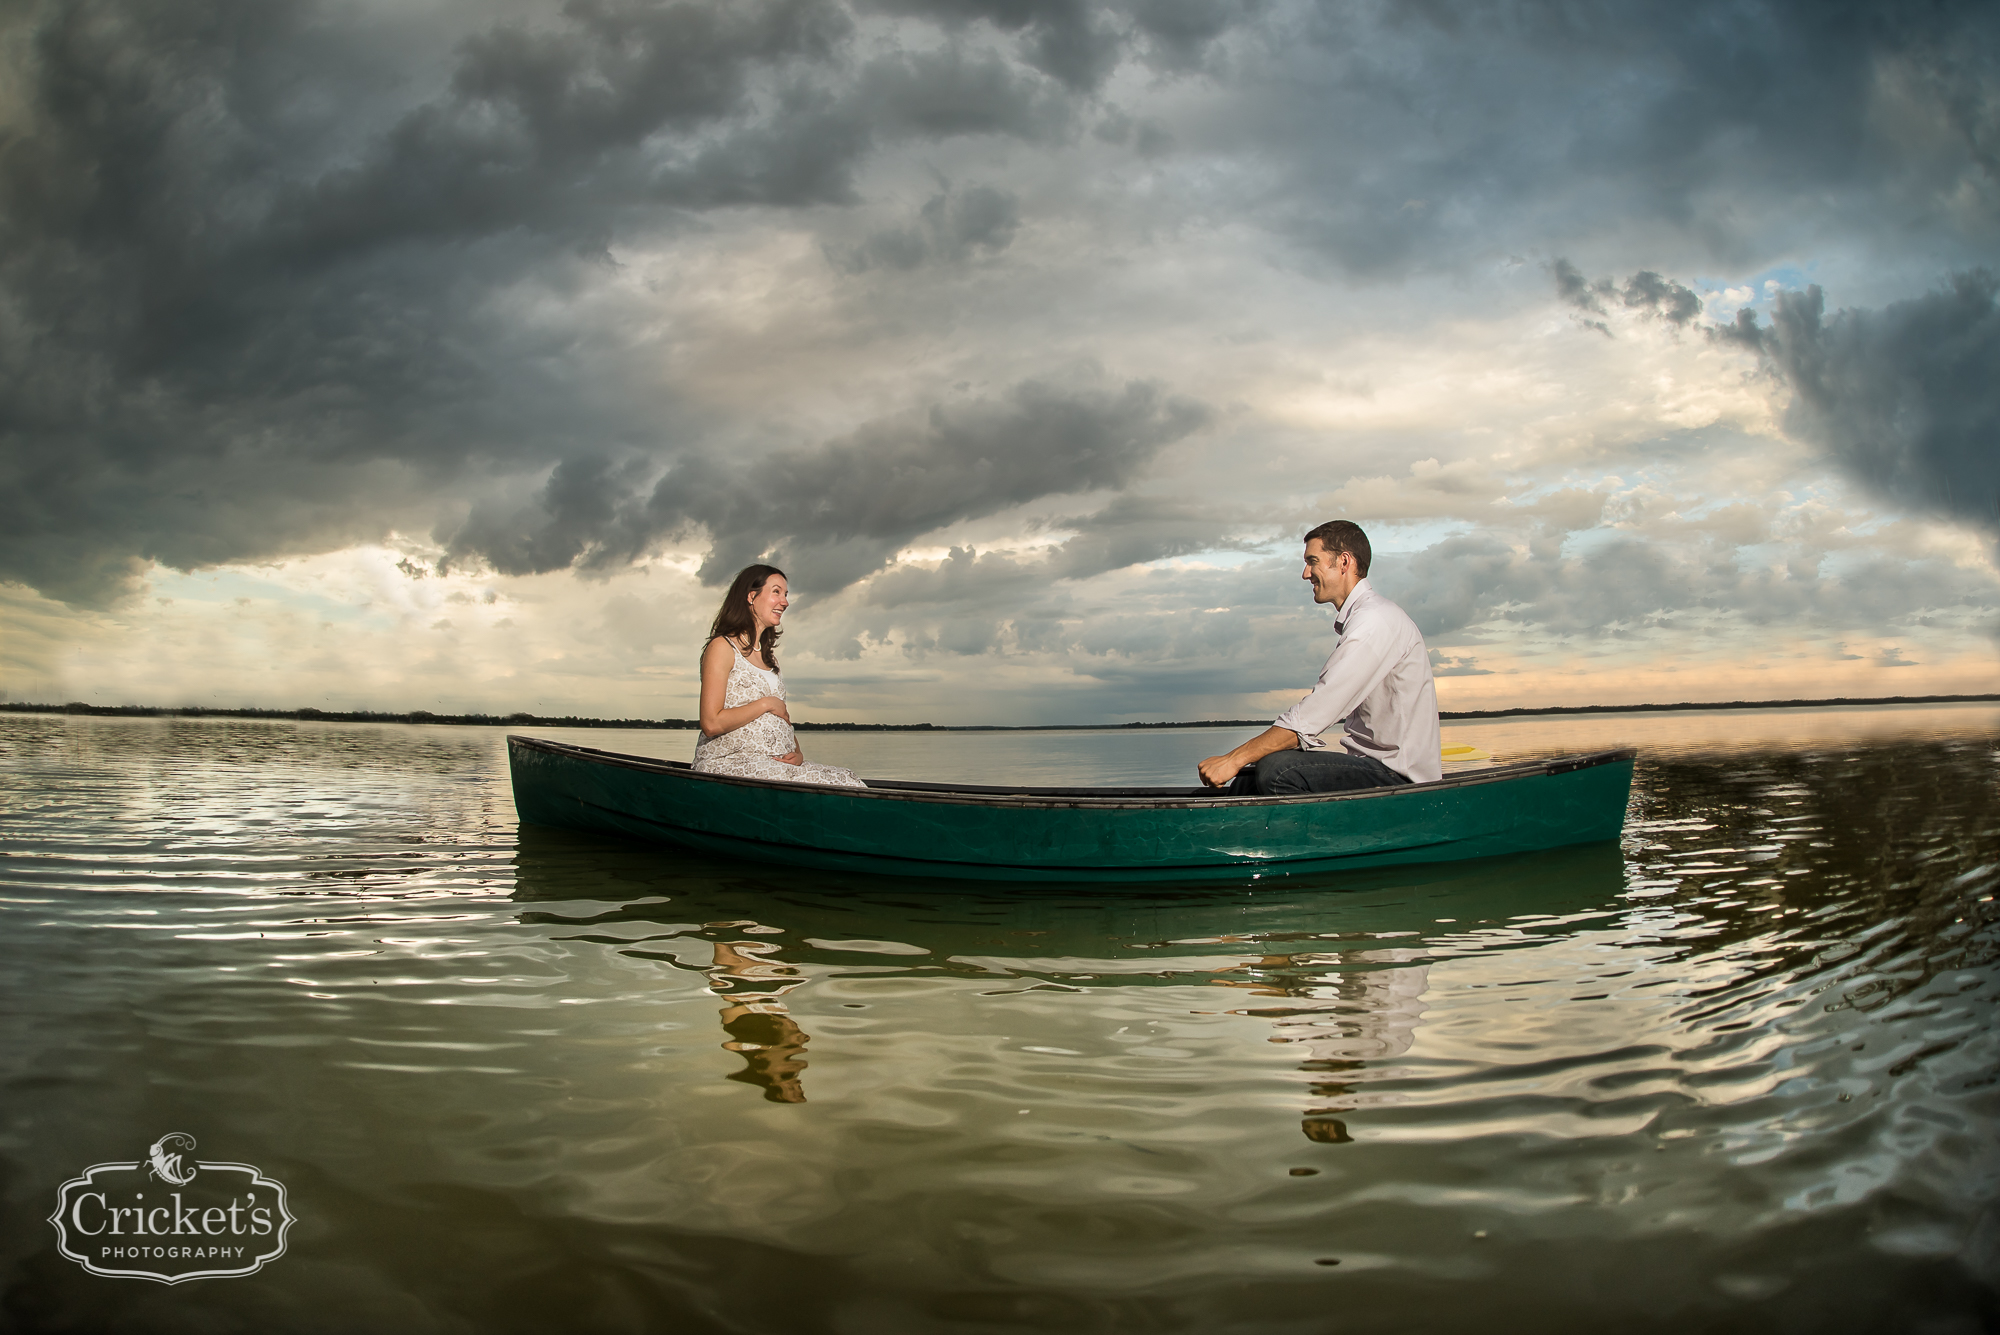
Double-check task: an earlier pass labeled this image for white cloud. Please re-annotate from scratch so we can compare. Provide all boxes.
[3,0,1997,718]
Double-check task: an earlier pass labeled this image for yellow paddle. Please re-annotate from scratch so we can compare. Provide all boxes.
[1441,744,1492,762]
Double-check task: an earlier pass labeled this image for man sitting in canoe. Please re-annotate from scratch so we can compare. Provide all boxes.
[1198,520,1442,794]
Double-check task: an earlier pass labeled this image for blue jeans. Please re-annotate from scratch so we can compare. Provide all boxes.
[1229,748,1410,796]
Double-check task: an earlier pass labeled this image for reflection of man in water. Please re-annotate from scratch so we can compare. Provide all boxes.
[708,939,811,1103]
[1215,947,1429,1142]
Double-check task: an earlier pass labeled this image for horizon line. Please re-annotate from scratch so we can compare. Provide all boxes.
[2,693,1996,731]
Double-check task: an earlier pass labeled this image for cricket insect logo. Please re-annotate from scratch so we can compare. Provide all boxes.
[147,1133,198,1187]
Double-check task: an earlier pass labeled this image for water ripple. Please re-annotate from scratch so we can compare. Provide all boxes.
[2,715,1997,1331]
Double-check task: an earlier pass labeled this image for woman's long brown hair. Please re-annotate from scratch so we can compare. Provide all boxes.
[706,564,786,673]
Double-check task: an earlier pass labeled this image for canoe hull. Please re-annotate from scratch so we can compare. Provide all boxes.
[507,736,1635,885]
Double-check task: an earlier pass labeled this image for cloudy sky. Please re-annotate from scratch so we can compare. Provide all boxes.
[2,0,1996,724]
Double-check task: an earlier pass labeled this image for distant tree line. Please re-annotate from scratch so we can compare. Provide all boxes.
[0,703,951,730]
[1,695,1994,730]
[2,703,701,729]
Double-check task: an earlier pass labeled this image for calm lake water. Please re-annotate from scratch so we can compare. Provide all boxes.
[2,704,1997,1333]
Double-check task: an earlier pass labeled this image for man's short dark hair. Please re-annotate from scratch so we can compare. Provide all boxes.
[1303,520,1370,576]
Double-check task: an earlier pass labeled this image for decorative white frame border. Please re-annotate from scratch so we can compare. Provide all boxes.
[49,1160,296,1284]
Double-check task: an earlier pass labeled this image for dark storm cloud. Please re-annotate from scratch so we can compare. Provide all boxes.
[5,0,1996,617]
[1267,0,1999,276]
[1552,259,1616,335]
[1123,0,1259,70]
[1622,271,1704,326]
[0,0,1107,608]
[861,0,1120,89]
[1384,534,1681,639]
[831,183,1021,271]
[264,7,1060,250]
[1373,527,1998,644]
[269,0,859,258]
[857,0,1264,88]
[1553,259,1612,314]
[661,377,1209,586]
[443,376,1210,589]
[858,44,1072,139]
[1552,259,1703,334]
[1041,493,1255,579]
[812,492,1248,611]
[1717,272,2000,533]
[1548,258,1999,539]
[828,555,1304,690]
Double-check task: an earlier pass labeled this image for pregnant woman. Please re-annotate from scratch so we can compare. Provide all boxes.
[692,564,866,788]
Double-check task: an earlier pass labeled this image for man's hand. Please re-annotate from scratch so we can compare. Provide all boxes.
[775,748,804,766]
[1198,753,1243,787]
[1196,726,1300,788]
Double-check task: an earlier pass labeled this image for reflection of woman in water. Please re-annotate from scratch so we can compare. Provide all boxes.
[692,565,866,788]
[708,938,812,1103]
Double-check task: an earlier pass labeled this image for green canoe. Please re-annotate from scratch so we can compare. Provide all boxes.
[507,735,1636,885]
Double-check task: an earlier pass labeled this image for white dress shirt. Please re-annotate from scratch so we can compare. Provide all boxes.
[1271,578,1442,783]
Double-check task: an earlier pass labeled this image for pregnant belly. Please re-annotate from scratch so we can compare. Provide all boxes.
[707,713,795,758]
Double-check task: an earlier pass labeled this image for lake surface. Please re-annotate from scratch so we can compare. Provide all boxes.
[2,704,1997,1333]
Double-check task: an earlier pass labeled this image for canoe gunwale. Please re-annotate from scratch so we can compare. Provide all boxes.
[506,733,1638,811]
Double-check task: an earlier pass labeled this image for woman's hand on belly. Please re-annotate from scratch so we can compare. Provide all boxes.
[775,748,804,766]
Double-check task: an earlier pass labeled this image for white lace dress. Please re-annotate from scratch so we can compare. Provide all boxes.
[691,643,867,788]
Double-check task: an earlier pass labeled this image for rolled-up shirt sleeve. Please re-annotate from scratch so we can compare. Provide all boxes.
[1272,622,1399,749]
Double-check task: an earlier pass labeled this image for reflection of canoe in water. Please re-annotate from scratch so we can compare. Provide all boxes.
[508,735,1636,885]
[510,824,1632,978]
